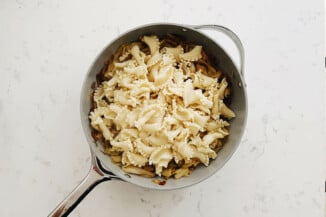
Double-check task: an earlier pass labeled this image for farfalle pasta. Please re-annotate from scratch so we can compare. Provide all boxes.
[89,35,235,179]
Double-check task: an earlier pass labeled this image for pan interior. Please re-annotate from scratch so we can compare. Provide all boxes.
[80,23,247,190]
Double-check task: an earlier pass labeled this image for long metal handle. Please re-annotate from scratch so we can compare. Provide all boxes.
[192,24,245,80]
[48,151,120,217]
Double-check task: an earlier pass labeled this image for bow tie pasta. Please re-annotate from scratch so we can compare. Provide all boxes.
[89,35,235,180]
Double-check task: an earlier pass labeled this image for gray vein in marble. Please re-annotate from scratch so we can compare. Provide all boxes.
[34,125,41,133]
[140,198,150,204]
[247,192,269,214]
[312,198,321,208]
[196,190,203,216]
[147,210,153,217]
[22,41,30,60]
[242,205,249,214]
[272,127,278,134]
[34,155,52,168]
[13,70,21,83]
[40,66,46,73]
[152,203,162,209]
[34,103,45,120]
[7,83,12,95]
[250,114,271,160]
[48,92,56,104]
[0,100,3,114]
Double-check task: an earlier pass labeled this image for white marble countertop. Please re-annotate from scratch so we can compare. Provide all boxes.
[0,0,325,216]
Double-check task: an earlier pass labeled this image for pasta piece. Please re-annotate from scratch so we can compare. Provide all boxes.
[173,104,193,121]
[96,120,112,141]
[194,71,216,88]
[183,80,212,107]
[161,53,176,66]
[179,45,202,61]
[172,149,183,164]
[142,123,162,133]
[145,133,169,147]
[119,51,130,62]
[142,35,160,55]
[126,151,148,167]
[135,104,163,130]
[147,51,161,67]
[217,127,229,136]
[154,65,173,86]
[149,145,173,176]
[174,129,194,160]
[130,44,145,65]
[121,152,131,165]
[191,104,211,114]
[113,106,129,128]
[203,132,224,146]
[192,151,210,166]
[217,78,228,99]
[134,138,156,158]
[196,63,208,75]
[135,110,156,129]
[206,119,229,131]
[113,90,137,107]
[125,110,139,127]
[184,121,201,135]
[148,63,159,82]
[110,155,122,164]
[165,127,182,143]
[161,115,182,142]
[162,167,175,179]
[110,139,134,152]
[174,167,191,179]
[220,102,236,119]
[89,108,109,127]
[115,128,138,141]
[163,82,183,97]
[114,59,134,68]
[192,112,209,129]
[93,85,107,107]
[181,61,196,75]
[122,165,155,178]
[124,65,148,78]
[162,45,184,61]
[131,86,150,100]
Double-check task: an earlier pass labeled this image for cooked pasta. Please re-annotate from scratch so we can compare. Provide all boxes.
[89,35,235,180]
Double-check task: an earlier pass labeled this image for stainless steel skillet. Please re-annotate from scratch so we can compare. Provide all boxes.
[48,23,247,217]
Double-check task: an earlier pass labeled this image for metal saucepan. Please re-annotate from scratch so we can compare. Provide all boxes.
[48,23,247,217]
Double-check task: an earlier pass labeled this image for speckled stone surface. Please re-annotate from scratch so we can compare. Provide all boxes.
[0,0,324,216]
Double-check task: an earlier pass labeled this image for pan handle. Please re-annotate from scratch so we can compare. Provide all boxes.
[191,24,245,81]
[48,151,121,217]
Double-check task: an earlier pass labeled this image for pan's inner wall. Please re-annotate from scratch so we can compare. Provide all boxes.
[80,24,247,190]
